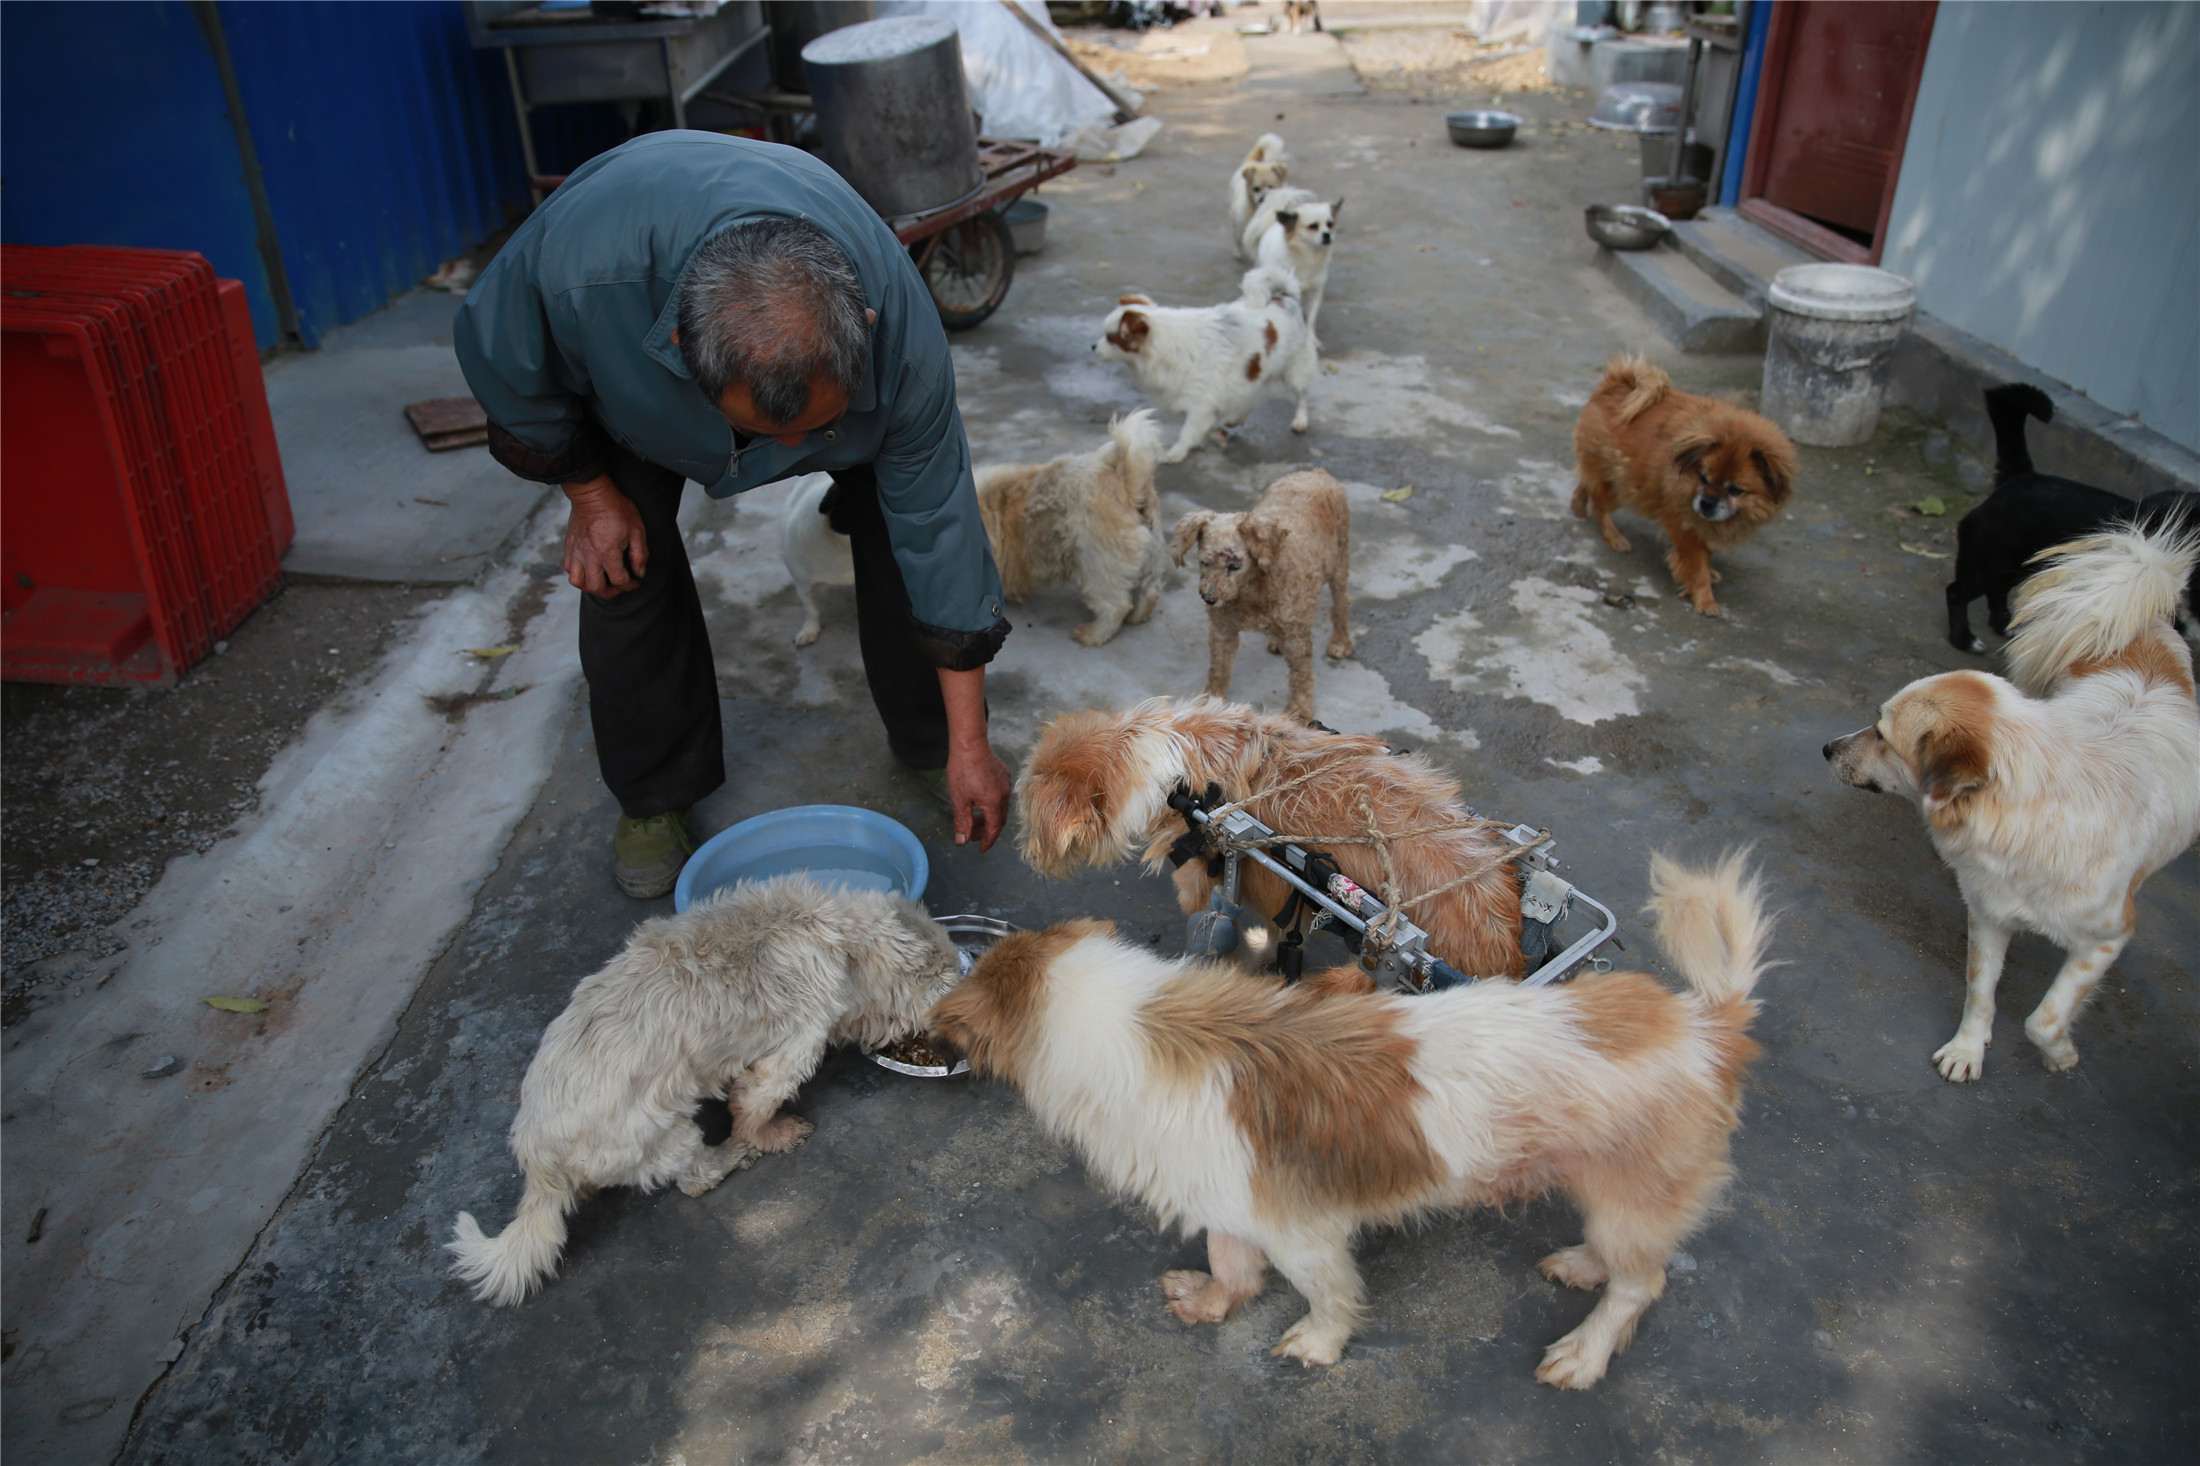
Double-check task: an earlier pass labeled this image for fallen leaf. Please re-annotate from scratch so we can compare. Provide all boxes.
[1382,485,1414,503]
[1323,361,1340,374]
[466,644,520,659]
[1899,542,1949,560]
[206,996,269,1013]
[1912,496,1947,517]
[413,496,450,507]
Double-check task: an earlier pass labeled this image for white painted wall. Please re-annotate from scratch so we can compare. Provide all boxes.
[1881,1,2199,452]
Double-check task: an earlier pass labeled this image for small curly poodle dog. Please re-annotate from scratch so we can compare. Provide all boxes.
[1171,468,1352,721]
[448,874,958,1305]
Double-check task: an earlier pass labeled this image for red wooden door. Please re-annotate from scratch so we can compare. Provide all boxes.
[1739,1,1938,263]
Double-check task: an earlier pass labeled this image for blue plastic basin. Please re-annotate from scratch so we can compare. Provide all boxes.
[673,805,928,914]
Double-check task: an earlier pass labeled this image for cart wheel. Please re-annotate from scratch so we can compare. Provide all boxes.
[921,209,1015,331]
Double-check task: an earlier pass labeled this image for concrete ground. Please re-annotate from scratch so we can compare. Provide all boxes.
[6,28,2195,1466]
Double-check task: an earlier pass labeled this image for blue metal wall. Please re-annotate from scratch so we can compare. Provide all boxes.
[0,2,279,335]
[1,1,629,348]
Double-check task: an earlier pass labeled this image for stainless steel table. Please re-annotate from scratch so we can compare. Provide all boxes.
[467,2,768,199]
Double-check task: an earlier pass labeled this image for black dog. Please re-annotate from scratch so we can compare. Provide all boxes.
[1944,384,2135,652]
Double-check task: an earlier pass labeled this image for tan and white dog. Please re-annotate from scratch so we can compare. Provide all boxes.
[1825,526,2200,1081]
[1229,133,1291,260]
[1016,697,1527,978]
[928,852,1771,1386]
[976,410,1167,647]
[1095,267,1314,463]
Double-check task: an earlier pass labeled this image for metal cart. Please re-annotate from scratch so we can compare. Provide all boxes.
[886,138,1077,331]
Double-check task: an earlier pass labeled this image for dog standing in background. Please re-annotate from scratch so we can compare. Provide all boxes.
[1171,468,1352,720]
[1248,191,1342,331]
[1229,133,1291,260]
[928,852,1771,1386]
[448,875,959,1305]
[1572,357,1798,616]
[976,410,1168,647]
[776,472,853,647]
[1095,267,1315,462]
[1826,526,2200,1081]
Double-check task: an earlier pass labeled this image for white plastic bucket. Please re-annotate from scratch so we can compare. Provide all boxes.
[1759,263,1916,446]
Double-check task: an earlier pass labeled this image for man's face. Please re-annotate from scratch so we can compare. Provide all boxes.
[716,375,848,448]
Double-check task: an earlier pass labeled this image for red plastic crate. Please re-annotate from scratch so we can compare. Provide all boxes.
[3,246,287,686]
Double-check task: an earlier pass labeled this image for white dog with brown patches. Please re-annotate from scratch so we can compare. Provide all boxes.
[1825,526,2200,1081]
[1095,266,1314,463]
[929,853,1771,1387]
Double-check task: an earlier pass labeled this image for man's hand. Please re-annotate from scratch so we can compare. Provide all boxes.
[562,475,648,596]
[938,667,1013,851]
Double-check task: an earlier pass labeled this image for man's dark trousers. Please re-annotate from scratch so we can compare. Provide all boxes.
[580,439,953,817]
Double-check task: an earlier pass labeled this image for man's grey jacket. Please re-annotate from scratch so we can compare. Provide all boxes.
[454,131,1008,667]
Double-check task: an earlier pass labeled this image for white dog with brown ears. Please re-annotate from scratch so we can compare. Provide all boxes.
[1242,189,1342,331]
[1171,468,1352,721]
[976,410,1166,647]
[1094,266,1314,463]
[1229,133,1290,259]
[448,874,959,1305]
[1825,525,2200,1081]
[928,851,1772,1386]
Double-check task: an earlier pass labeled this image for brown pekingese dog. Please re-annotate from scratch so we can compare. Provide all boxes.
[1571,357,1799,616]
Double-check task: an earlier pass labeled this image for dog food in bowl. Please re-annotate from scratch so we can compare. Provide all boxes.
[867,913,1016,1077]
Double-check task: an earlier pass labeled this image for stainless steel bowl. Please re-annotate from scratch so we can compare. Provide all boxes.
[868,913,1017,1077]
[1446,110,1521,148]
[1585,203,1672,251]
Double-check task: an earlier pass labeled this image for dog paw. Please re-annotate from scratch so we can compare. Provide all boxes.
[1271,1316,1346,1367]
[1073,622,1115,648]
[1965,637,1986,654]
[2024,1017,2080,1072]
[1325,636,1353,660]
[752,1114,814,1152]
[1600,530,1632,553]
[794,623,821,648]
[1690,597,1724,617]
[1932,1035,1988,1082]
[1535,1329,1612,1390]
[1538,1245,1609,1291]
[1160,1270,1236,1325]
[1160,448,1189,465]
[1290,416,1310,434]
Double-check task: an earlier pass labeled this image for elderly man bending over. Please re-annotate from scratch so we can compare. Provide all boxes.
[456,132,1013,897]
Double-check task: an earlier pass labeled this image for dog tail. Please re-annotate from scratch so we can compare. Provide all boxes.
[448,1170,576,1307]
[1647,849,1772,1007]
[1109,408,1162,499]
[1603,355,1670,426]
[2003,522,2200,696]
[1984,382,2052,480]
[1245,131,1288,167]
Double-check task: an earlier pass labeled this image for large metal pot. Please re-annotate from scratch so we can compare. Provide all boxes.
[765,0,872,95]
[803,15,983,221]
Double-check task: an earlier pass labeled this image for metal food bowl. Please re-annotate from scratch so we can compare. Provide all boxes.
[1446,110,1521,148]
[867,914,1018,1077]
[1585,203,1672,251]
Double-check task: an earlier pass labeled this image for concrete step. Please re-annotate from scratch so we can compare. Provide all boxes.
[1667,206,1817,309]
[1593,241,1764,354]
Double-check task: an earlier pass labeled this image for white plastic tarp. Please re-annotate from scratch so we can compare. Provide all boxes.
[875,0,1116,146]
[1466,0,1569,45]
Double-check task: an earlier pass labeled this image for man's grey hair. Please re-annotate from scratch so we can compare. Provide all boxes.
[677,216,870,425]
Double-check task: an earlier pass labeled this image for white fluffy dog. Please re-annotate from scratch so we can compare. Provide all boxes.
[776,472,852,647]
[1229,133,1290,259]
[1094,267,1314,463]
[1826,526,2200,1081]
[1244,189,1341,329]
[448,874,959,1305]
[929,853,1771,1387]
[975,410,1168,647]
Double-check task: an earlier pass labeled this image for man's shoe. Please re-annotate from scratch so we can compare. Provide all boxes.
[613,808,696,899]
